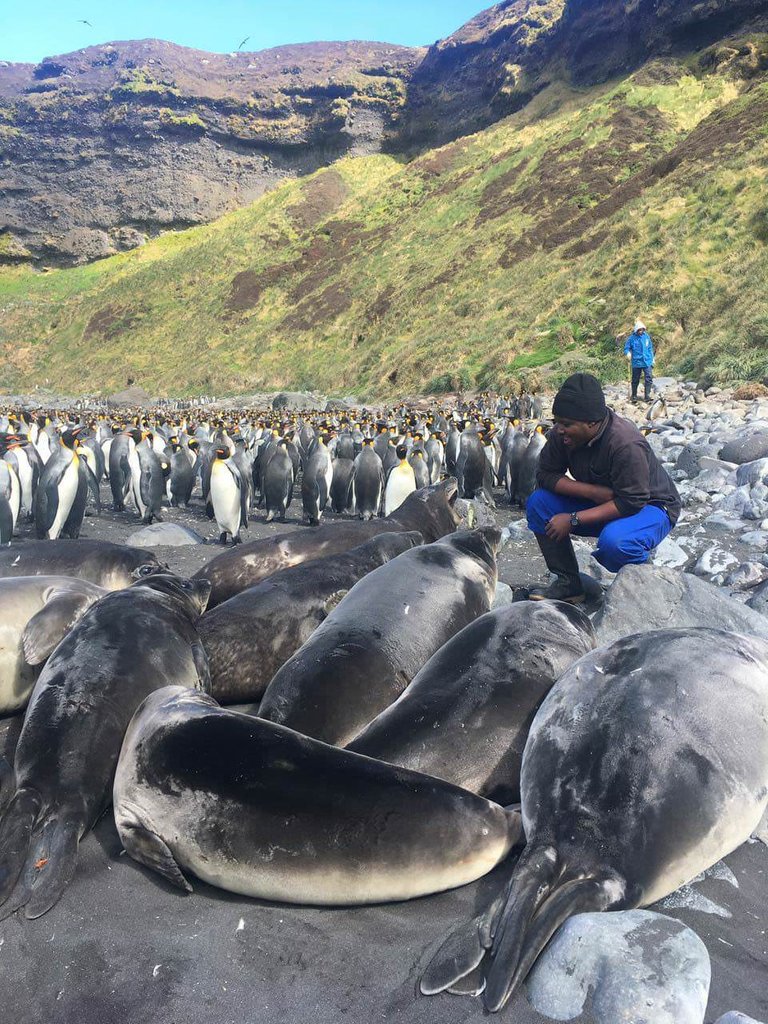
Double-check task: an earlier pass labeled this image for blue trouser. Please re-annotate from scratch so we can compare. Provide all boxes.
[526,489,672,573]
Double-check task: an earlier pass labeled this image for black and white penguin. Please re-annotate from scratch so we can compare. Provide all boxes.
[129,431,166,524]
[168,438,196,507]
[230,435,253,515]
[263,439,294,523]
[384,443,417,516]
[455,427,487,499]
[302,435,333,526]
[210,446,248,543]
[108,428,135,512]
[408,446,430,489]
[0,459,20,543]
[352,439,383,521]
[2,435,39,520]
[33,429,91,540]
[502,422,528,505]
[445,422,461,475]
[516,425,547,506]
[424,433,445,485]
[330,456,355,514]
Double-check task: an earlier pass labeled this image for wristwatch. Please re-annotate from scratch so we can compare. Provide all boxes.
[570,512,580,529]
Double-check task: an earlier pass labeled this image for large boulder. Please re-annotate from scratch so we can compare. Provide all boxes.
[526,911,710,1024]
[107,385,154,408]
[593,564,768,644]
[715,1015,766,1024]
[272,391,324,411]
[720,430,768,465]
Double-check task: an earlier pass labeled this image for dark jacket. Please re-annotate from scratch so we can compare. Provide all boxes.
[537,410,681,524]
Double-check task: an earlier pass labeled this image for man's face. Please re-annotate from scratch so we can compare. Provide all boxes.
[553,417,600,449]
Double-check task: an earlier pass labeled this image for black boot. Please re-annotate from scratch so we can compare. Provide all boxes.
[529,534,586,604]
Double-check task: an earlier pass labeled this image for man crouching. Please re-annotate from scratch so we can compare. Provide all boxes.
[527,372,681,604]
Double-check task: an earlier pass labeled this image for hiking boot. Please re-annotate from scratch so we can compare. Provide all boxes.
[529,575,586,604]
[529,534,586,605]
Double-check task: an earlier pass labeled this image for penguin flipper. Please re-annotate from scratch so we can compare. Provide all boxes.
[34,473,59,539]
[0,499,12,544]
[83,460,101,512]
[119,454,132,498]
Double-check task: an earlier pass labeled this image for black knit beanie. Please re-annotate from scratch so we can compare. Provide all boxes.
[552,373,607,422]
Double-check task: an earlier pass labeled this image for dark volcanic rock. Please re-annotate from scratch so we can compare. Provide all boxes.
[720,431,768,465]
[0,39,422,265]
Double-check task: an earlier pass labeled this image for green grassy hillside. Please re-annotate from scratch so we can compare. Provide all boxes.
[2,34,768,398]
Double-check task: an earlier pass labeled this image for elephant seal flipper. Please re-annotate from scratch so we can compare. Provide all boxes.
[118,812,192,893]
[22,587,104,666]
[420,889,506,996]
[23,814,81,920]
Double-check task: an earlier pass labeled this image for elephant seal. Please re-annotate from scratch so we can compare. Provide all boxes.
[199,531,423,704]
[0,540,161,590]
[0,573,211,920]
[113,686,521,904]
[194,479,461,608]
[0,575,107,713]
[258,527,500,746]
[349,601,596,804]
[420,628,768,1011]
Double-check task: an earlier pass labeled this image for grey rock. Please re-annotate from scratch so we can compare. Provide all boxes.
[724,562,768,591]
[491,581,514,609]
[694,468,736,494]
[720,431,768,465]
[715,1015,766,1024]
[652,536,689,569]
[455,497,497,527]
[736,459,768,488]
[693,547,739,578]
[747,578,768,614]
[573,538,615,582]
[719,486,751,514]
[740,531,768,550]
[128,523,205,547]
[705,511,747,532]
[526,911,710,1024]
[743,500,768,521]
[272,392,324,411]
[593,564,768,644]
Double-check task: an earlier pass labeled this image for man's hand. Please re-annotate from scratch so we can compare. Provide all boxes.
[626,351,632,360]
[545,513,573,542]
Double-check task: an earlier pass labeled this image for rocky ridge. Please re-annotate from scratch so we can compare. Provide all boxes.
[0,39,421,264]
[396,0,768,149]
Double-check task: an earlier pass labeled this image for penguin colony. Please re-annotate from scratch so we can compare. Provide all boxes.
[0,395,545,543]
[0,394,766,1021]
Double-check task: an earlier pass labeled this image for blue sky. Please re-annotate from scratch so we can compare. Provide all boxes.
[1,0,486,63]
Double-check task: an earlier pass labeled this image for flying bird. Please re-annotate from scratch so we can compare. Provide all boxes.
[237,36,250,50]
[78,19,92,27]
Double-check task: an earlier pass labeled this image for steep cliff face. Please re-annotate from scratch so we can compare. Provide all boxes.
[0,39,422,265]
[394,0,768,149]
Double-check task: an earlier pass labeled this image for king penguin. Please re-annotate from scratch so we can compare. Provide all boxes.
[301,434,333,526]
[33,428,91,540]
[210,446,248,544]
[384,443,417,516]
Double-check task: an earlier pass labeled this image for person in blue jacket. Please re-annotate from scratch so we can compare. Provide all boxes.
[624,319,655,402]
